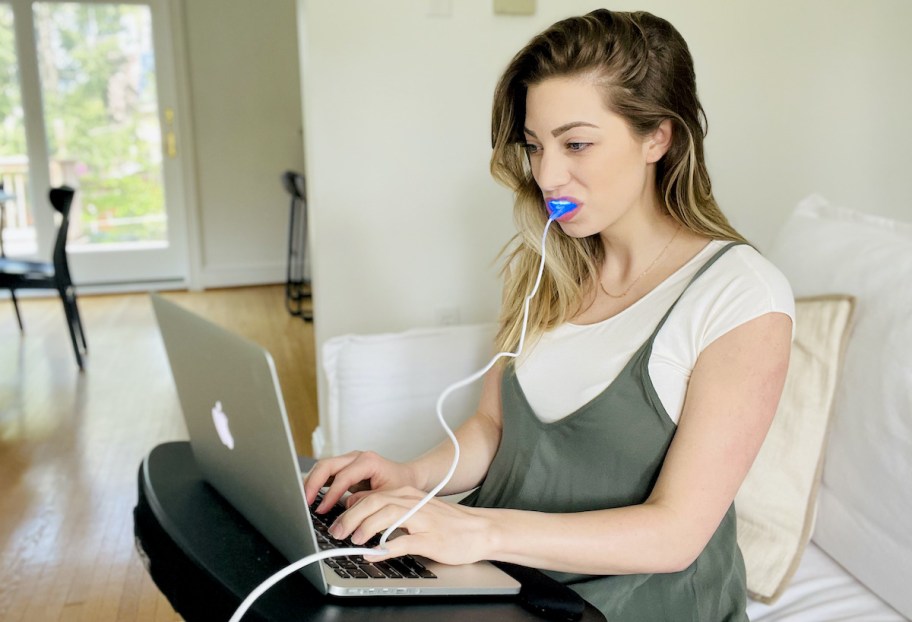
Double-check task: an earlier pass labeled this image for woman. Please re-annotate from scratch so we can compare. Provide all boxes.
[304,9,793,620]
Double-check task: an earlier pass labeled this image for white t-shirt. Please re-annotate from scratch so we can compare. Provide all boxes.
[515,241,795,424]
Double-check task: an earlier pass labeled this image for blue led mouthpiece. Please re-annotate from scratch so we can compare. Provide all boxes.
[547,199,577,219]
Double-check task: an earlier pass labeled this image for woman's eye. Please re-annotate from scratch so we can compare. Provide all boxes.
[567,142,591,152]
[523,143,541,155]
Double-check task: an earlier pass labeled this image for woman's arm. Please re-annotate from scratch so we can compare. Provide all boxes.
[397,359,506,496]
[486,311,792,573]
[337,311,791,574]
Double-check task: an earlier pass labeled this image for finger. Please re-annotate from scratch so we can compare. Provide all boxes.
[321,478,362,514]
[363,532,434,563]
[350,503,420,546]
[303,456,347,505]
[345,484,422,509]
[303,452,357,489]
[345,490,372,508]
[330,494,401,542]
[332,493,422,543]
[318,451,396,512]
[302,452,359,507]
[362,539,405,563]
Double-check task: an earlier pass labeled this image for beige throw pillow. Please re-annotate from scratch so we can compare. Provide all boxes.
[735,295,855,603]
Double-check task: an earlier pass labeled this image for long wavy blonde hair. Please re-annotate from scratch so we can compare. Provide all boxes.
[492,9,747,353]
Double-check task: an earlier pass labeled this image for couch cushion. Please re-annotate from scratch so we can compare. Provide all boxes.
[746,542,905,621]
[764,194,912,618]
[736,295,854,603]
[319,323,497,462]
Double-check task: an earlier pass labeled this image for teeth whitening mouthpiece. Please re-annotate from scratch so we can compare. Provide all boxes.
[547,199,577,219]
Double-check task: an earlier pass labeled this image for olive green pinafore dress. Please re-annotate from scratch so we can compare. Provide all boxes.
[462,243,748,621]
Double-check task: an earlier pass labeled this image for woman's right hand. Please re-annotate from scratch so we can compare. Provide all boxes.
[303,450,423,515]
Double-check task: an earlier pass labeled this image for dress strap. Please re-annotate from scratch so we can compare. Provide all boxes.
[647,241,743,344]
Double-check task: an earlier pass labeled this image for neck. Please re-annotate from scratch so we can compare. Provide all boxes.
[598,201,679,279]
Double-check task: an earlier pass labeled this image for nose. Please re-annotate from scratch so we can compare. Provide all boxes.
[533,148,571,193]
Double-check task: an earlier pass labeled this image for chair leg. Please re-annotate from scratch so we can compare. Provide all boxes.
[60,289,85,371]
[70,289,88,351]
[10,290,24,332]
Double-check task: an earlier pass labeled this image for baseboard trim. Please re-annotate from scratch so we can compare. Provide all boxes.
[200,263,285,289]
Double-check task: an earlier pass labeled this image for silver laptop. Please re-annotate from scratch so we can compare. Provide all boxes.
[150,293,520,597]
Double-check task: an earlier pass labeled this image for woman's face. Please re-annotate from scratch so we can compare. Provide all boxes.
[523,75,664,237]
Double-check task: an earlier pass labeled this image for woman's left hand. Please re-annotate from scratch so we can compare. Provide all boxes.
[327,487,496,565]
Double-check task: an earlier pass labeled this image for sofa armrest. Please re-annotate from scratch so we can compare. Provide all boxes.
[316,323,497,462]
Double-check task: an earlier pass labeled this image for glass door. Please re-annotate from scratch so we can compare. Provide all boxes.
[1,0,188,285]
[0,3,33,257]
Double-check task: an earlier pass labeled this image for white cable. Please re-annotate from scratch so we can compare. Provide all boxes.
[379,217,555,543]
[228,217,556,621]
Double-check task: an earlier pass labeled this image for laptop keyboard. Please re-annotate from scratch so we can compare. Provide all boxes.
[309,492,437,580]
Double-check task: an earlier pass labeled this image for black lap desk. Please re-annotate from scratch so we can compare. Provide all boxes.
[134,441,605,622]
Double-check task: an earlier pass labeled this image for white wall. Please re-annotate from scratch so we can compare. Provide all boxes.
[181,0,305,288]
[299,0,912,446]
[692,1,912,245]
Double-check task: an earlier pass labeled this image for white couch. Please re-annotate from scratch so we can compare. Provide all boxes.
[314,195,911,621]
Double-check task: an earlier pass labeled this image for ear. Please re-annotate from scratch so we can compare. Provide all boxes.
[644,119,673,164]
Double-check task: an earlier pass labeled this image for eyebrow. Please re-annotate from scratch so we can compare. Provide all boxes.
[523,121,600,138]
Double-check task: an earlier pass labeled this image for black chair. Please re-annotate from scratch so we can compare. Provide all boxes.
[0,181,22,329]
[0,186,88,370]
[281,171,312,322]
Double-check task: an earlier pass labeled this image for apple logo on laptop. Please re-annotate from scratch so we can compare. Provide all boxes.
[211,401,235,450]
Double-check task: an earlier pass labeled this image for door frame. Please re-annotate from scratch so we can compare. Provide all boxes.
[5,0,202,290]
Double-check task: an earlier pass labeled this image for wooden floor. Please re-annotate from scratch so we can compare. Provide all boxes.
[0,285,316,621]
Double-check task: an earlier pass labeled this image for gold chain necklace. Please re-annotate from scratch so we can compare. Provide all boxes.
[600,224,682,299]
